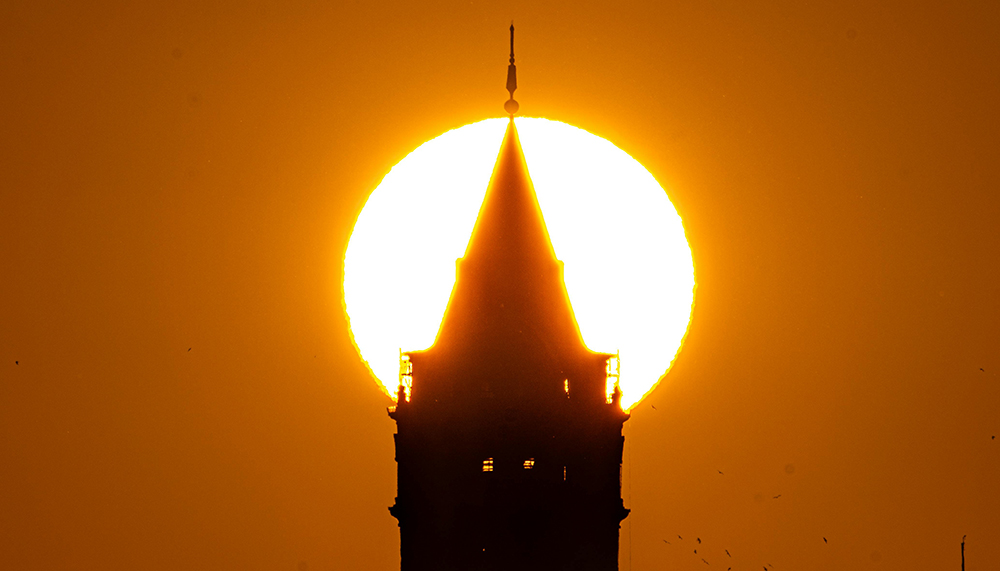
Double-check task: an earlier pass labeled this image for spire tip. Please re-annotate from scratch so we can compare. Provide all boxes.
[505,24,518,116]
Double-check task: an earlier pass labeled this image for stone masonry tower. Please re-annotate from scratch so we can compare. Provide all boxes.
[387,26,630,571]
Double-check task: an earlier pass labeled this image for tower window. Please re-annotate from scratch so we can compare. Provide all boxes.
[563,379,570,396]
[523,458,535,470]
[482,458,494,472]
[605,353,621,404]
[563,466,567,481]
[399,351,413,402]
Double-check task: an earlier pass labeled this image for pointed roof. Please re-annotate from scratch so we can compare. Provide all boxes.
[461,119,557,269]
[416,119,598,395]
[400,29,611,407]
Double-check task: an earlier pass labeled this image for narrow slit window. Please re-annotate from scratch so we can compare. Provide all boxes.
[563,466,567,481]
[523,458,535,470]
[482,458,494,472]
[563,379,570,396]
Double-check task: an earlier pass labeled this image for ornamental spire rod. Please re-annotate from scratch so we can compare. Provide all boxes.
[504,22,519,116]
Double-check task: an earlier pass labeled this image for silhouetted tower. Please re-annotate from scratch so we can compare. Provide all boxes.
[388,25,629,571]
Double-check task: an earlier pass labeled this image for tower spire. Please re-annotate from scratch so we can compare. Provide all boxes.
[504,22,519,116]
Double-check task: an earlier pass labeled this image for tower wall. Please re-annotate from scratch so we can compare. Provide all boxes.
[390,367,629,571]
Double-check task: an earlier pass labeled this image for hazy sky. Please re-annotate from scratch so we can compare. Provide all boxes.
[1,1,998,570]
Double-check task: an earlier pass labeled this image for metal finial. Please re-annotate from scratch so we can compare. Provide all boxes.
[504,22,519,116]
[509,22,515,64]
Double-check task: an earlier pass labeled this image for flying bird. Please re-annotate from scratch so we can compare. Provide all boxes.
[188,348,192,352]
[663,540,671,544]
[823,537,828,543]
[694,549,698,554]
[697,538,701,544]
[652,405,657,410]
[726,549,731,557]
[773,494,781,499]
[718,470,724,475]
[981,368,985,372]
[14,361,18,365]
[702,558,710,565]
[679,535,683,540]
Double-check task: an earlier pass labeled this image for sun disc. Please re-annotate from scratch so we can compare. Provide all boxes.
[344,117,694,410]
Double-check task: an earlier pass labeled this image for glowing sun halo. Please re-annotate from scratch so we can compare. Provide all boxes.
[344,118,694,410]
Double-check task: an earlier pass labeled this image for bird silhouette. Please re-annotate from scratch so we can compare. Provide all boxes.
[823,537,828,543]
[663,540,671,544]
[14,361,18,365]
[702,558,710,565]
[188,348,192,352]
[652,405,657,410]
[980,368,985,372]
[726,549,731,557]
[773,494,781,499]
[697,538,701,544]
[694,549,698,554]
[679,535,683,540]
[718,470,724,475]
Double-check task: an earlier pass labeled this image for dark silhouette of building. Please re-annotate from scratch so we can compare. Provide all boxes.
[387,26,629,571]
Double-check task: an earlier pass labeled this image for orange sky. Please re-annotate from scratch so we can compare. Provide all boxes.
[1,1,998,570]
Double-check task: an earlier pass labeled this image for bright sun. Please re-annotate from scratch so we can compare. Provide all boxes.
[344,117,694,410]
